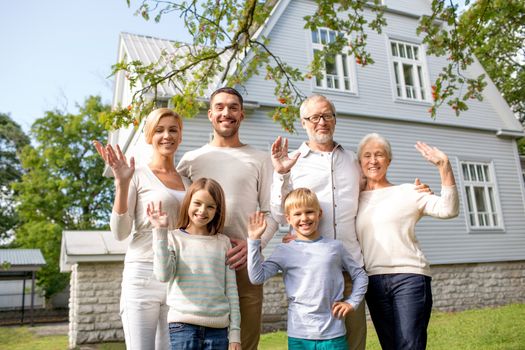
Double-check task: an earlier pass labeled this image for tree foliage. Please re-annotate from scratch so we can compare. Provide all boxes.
[0,113,30,242]
[459,0,524,124]
[13,96,113,297]
[518,138,525,155]
[104,0,523,132]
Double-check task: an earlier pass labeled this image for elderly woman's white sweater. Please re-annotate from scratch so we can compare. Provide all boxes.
[356,184,459,277]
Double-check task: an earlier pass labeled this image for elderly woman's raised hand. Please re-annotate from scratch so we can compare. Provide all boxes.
[415,141,449,168]
[271,136,300,174]
[93,140,135,184]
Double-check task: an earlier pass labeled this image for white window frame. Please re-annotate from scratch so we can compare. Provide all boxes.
[310,28,358,93]
[459,160,504,231]
[388,39,430,102]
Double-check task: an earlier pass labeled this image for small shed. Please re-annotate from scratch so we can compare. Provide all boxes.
[60,230,129,348]
[0,249,46,325]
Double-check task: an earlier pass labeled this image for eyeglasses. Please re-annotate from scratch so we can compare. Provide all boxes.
[303,114,335,123]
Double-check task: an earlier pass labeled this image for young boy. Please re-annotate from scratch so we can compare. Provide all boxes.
[247,188,368,350]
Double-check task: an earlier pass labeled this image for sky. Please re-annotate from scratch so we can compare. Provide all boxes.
[0,1,190,133]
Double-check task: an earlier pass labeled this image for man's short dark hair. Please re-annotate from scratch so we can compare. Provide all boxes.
[210,87,244,109]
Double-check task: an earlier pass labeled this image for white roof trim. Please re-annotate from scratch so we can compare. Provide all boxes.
[60,231,129,272]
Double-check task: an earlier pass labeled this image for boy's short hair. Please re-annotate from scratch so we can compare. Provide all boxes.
[284,188,321,214]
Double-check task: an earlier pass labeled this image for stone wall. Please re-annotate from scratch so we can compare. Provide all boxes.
[432,261,525,311]
[261,276,288,332]
[67,260,525,347]
[68,262,124,348]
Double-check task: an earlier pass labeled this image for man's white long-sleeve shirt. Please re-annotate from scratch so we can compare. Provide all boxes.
[270,142,364,266]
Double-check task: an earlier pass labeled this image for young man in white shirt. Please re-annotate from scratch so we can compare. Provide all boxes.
[177,87,278,350]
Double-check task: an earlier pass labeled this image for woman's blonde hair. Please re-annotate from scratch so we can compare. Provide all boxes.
[143,108,183,144]
[284,188,321,214]
[176,178,226,235]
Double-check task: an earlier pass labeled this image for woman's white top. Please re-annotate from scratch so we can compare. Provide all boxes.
[110,165,187,263]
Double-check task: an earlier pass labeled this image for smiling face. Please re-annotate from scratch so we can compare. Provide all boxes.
[208,92,245,139]
[286,205,322,241]
[301,99,336,147]
[150,116,182,157]
[186,189,217,235]
[359,140,391,183]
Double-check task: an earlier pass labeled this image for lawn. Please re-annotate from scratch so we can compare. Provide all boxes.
[0,304,523,350]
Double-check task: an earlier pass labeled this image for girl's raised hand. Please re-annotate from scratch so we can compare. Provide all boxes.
[147,201,168,228]
[93,140,135,184]
[247,212,267,240]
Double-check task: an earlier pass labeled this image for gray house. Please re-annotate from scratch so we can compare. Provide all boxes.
[113,0,525,271]
[62,0,525,346]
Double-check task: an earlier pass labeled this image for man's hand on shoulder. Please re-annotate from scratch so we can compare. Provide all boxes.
[414,178,433,194]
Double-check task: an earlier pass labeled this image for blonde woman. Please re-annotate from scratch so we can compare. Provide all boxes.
[94,108,188,350]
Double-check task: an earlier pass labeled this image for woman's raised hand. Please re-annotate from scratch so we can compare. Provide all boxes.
[415,141,449,168]
[93,140,135,184]
[147,201,169,228]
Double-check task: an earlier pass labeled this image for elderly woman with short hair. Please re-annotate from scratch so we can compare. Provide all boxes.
[355,133,459,350]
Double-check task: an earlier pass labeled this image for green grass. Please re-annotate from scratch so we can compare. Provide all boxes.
[0,326,68,350]
[1,304,524,350]
[261,304,525,350]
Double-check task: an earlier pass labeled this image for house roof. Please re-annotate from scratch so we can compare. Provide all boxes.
[0,249,46,272]
[119,32,180,97]
[118,32,234,99]
[59,231,130,272]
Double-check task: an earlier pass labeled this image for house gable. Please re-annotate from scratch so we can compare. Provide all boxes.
[108,1,525,265]
[241,0,524,137]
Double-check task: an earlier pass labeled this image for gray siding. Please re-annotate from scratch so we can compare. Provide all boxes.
[174,108,525,265]
[112,0,525,268]
[382,0,431,17]
[243,0,509,131]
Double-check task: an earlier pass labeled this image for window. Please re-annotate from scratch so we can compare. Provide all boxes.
[460,161,502,229]
[155,99,169,108]
[311,28,356,92]
[389,40,429,101]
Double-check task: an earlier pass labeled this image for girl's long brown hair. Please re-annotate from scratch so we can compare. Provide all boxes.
[176,178,226,235]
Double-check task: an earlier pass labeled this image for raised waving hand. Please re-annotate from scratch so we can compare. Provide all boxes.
[271,136,300,175]
[415,141,456,187]
[415,141,449,167]
[146,201,169,229]
[248,212,267,240]
[93,140,135,184]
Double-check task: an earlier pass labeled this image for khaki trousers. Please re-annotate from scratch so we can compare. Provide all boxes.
[344,272,367,350]
[236,267,263,350]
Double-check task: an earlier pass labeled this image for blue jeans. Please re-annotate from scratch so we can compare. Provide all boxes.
[366,274,432,350]
[169,323,228,350]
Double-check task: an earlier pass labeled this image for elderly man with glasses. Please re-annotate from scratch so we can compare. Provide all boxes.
[270,94,430,350]
[270,94,367,350]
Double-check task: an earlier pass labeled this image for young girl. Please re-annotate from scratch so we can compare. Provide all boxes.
[147,178,241,350]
